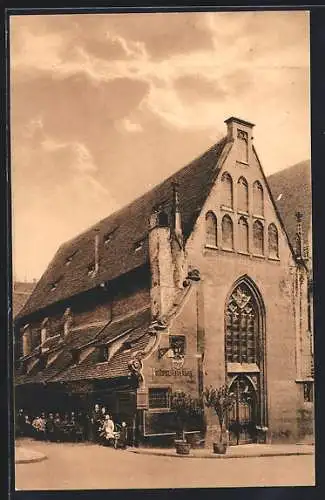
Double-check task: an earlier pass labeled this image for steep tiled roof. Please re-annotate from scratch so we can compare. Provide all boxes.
[15,350,72,386]
[64,324,107,349]
[267,160,311,251]
[12,281,36,318]
[93,307,151,344]
[17,308,152,386]
[50,308,152,383]
[17,137,228,319]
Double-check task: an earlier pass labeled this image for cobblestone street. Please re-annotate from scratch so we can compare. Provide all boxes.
[15,439,315,490]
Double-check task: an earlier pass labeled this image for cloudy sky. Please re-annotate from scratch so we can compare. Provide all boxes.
[10,10,310,282]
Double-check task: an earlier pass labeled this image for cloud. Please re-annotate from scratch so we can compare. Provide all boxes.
[9,11,310,280]
[118,118,143,133]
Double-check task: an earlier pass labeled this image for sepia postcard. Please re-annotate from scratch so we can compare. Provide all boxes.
[9,9,315,490]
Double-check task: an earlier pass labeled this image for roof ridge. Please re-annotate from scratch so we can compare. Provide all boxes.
[58,136,228,246]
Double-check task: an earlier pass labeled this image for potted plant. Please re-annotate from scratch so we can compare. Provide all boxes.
[203,384,235,454]
[256,425,269,444]
[170,391,202,455]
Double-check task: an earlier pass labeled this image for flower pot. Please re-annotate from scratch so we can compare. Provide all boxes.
[174,439,191,455]
[213,442,227,454]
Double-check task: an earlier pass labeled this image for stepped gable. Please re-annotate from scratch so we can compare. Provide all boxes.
[17,137,228,319]
[267,160,311,250]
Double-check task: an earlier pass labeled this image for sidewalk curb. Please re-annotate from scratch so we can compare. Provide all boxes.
[15,450,48,465]
[127,448,314,460]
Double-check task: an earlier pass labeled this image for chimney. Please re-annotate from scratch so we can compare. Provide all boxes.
[224,116,255,164]
[94,228,100,275]
[295,211,304,260]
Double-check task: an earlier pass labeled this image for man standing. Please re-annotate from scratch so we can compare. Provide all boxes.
[90,404,101,443]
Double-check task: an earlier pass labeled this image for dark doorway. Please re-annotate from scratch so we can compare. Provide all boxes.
[228,375,257,445]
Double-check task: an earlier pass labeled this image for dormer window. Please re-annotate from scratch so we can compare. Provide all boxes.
[104,228,118,245]
[50,282,58,291]
[123,340,133,352]
[134,239,145,252]
[97,345,109,363]
[88,263,96,276]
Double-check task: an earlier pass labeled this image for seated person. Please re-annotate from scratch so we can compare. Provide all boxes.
[100,414,115,445]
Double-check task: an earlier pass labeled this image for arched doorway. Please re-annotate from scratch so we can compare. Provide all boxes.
[228,375,257,444]
[225,277,266,444]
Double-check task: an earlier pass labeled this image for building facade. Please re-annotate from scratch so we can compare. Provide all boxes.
[14,117,314,445]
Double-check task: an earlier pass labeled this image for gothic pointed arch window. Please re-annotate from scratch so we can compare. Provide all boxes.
[268,223,279,258]
[225,281,262,365]
[205,211,217,247]
[238,217,249,253]
[222,214,234,250]
[237,177,249,213]
[253,181,264,216]
[221,172,233,209]
[253,220,264,255]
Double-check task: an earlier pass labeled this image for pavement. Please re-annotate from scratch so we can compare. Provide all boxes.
[15,439,314,463]
[15,444,47,464]
[15,439,315,488]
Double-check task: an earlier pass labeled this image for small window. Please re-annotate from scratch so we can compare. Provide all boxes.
[87,263,95,276]
[104,228,117,245]
[253,181,264,216]
[205,212,217,247]
[238,217,249,253]
[148,388,170,409]
[237,129,249,163]
[303,382,313,403]
[50,282,59,291]
[222,214,234,250]
[221,172,233,209]
[65,250,78,266]
[134,239,145,252]
[268,224,279,258]
[97,345,109,363]
[170,335,186,357]
[253,220,264,255]
[237,177,249,213]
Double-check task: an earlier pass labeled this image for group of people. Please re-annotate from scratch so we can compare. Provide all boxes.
[15,405,128,449]
[90,404,128,449]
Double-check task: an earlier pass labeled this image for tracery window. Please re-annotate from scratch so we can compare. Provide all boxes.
[222,215,234,250]
[205,212,217,246]
[221,172,233,209]
[238,217,249,253]
[226,283,261,365]
[253,181,264,216]
[253,220,264,255]
[268,224,279,258]
[237,177,249,213]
